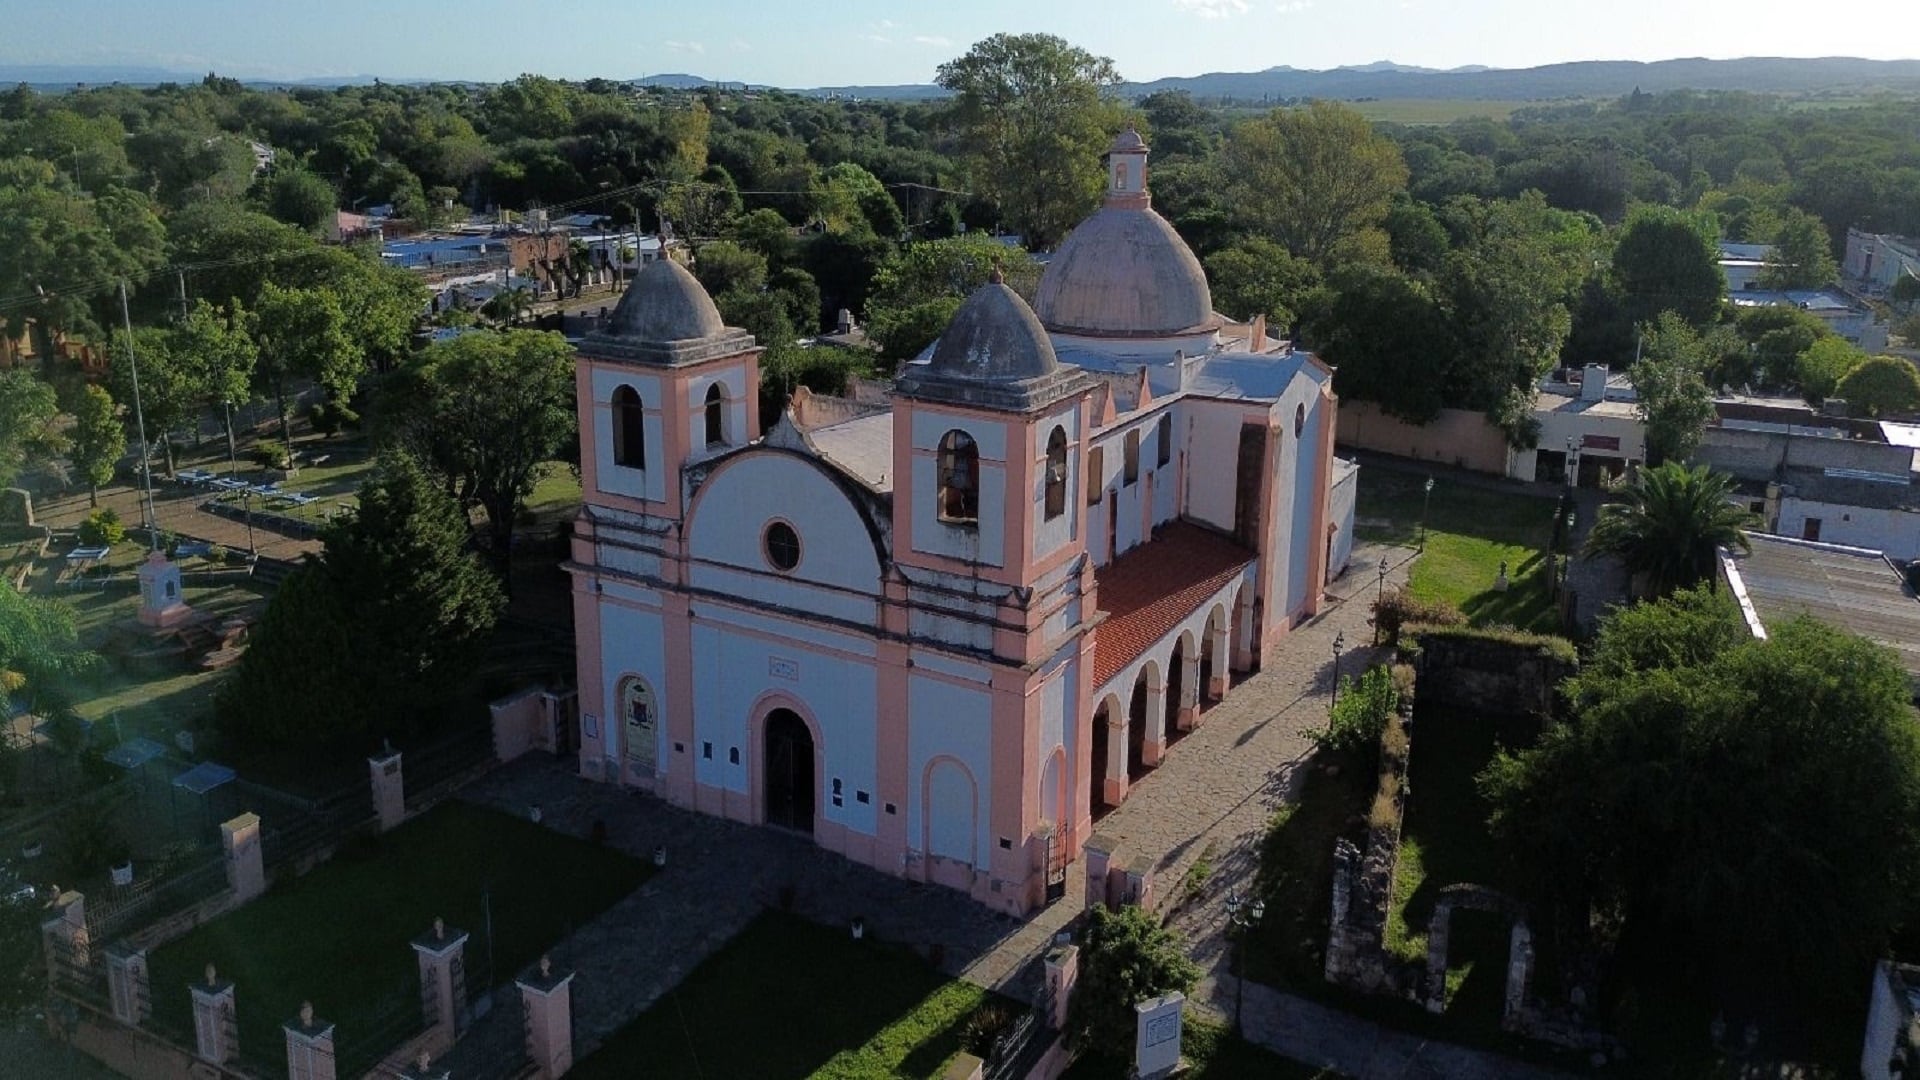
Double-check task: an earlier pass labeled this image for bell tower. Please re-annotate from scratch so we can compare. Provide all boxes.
[1104,128,1150,209]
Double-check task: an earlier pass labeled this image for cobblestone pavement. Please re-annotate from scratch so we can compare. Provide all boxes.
[0,1014,120,1080]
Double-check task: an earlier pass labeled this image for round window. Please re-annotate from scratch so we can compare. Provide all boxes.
[763,521,801,572]
[1294,403,1306,437]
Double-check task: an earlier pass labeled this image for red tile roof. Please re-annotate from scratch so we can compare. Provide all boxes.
[1092,521,1255,688]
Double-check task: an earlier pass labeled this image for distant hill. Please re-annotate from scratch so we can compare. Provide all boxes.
[10,56,1920,102]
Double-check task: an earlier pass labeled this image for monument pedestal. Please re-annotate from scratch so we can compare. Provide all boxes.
[136,551,192,629]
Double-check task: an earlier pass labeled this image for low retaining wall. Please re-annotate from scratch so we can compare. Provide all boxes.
[1410,629,1575,717]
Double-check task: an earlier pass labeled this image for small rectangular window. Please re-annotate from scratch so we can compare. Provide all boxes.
[1123,430,1140,486]
[856,790,870,805]
[1086,446,1104,505]
[702,742,713,760]
[728,746,740,765]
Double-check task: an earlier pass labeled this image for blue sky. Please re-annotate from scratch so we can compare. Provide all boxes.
[8,0,1914,85]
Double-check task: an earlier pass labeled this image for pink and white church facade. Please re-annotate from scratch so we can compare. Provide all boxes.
[566,132,1356,915]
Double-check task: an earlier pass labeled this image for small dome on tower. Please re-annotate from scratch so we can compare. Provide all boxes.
[897,281,1089,412]
[1111,127,1147,153]
[582,257,756,365]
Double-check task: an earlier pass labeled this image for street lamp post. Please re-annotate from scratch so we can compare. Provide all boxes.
[224,401,256,557]
[1418,477,1435,550]
[1330,630,1346,713]
[1224,889,1266,1035]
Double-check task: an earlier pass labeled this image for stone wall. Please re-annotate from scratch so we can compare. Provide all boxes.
[1410,629,1575,717]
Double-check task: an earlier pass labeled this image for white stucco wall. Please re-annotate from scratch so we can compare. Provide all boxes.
[1777,499,1920,561]
[1184,401,1250,535]
[1329,463,1358,581]
[683,366,754,457]
[689,615,880,837]
[598,593,668,776]
[685,453,882,625]
[1086,406,1182,566]
[1030,406,1081,563]
[591,366,666,502]
[907,674,994,869]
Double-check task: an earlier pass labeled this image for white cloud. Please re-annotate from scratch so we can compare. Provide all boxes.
[913,35,953,47]
[1276,0,1314,10]
[730,39,752,52]
[1173,0,1250,17]
[663,40,705,55]
[877,18,898,30]
[861,33,892,44]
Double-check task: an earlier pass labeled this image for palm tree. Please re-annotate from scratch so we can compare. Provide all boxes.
[1583,463,1758,598]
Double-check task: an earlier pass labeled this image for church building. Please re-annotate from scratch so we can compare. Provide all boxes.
[566,131,1357,915]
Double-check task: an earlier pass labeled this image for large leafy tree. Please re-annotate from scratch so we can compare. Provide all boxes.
[214,455,504,750]
[380,330,577,569]
[1758,207,1839,290]
[174,299,259,444]
[1631,312,1722,465]
[0,370,62,487]
[65,384,125,508]
[250,282,361,445]
[1202,236,1320,327]
[1583,463,1755,597]
[1482,593,1920,1033]
[1835,355,1920,418]
[0,582,95,721]
[865,234,1042,362]
[1304,264,1453,424]
[0,158,165,362]
[1795,336,1868,404]
[1220,101,1409,269]
[936,33,1124,249]
[1610,204,1725,328]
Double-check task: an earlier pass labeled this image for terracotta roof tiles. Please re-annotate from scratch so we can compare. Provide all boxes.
[1092,521,1254,688]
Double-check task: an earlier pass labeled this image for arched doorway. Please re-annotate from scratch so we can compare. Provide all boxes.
[1165,637,1186,743]
[1089,701,1111,819]
[1128,673,1150,779]
[763,708,814,833]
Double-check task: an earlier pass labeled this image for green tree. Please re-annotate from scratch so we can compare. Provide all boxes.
[808,162,903,238]
[1482,596,1920,1027]
[1733,304,1832,391]
[1583,463,1755,597]
[936,33,1124,248]
[1795,336,1867,403]
[1203,236,1320,326]
[0,370,62,487]
[1066,904,1201,1054]
[0,158,166,362]
[1610,205,1725,328]
[251,282,361,445]
[865,234,1042,362]
[0,581,96,721]
[174,299,259,454]
[262,167,337,232]
[380,330,577,570]
[1891,273,1920,309]
[215,455,504,749]
[65,384,124,508]
[1631,312,1721,465]
[729,207,798,269]
[1303,265,1453,424]
[0,888,46,1020]
[1835,355,1920,418]
[1220,101,1409,269]
[1757,207,1838,290]
[482,74,574,140]
[691,241,768,298]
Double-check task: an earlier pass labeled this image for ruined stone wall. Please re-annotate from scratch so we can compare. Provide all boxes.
[1411,630,1575,717]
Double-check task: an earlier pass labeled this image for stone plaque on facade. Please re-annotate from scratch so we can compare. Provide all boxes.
[1133,991,1184,1078]
[768,656,800,681]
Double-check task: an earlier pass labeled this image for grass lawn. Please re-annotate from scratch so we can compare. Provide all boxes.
[574,910,1011,1080]
[523,461,582,523]
[59,580,266,734]
[1383,705,1546,1031]
[1062,1016,1346,1078]
[1354,469,1561,634]
[1246,747,1377,989]
[149,801,649,1076]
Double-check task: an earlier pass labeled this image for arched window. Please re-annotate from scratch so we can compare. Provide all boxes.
[937,430,979,525]
[620,677,658,775]
[1156,414,1172,468]
[611,385,645,469]
[704,383,726,448]
[1123,429,1140,486]
[1044,426,1068,521]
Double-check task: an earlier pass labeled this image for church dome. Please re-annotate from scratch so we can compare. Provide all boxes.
[605,257,726,342]
[896,276,1089,412]
[1033,128,1217,339]
[582,256,755,365]
[928,278,1060,382]
[1034,208,1216,338]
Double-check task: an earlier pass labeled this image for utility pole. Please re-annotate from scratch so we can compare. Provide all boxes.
[119,281,159,550]
[176,269,190,320]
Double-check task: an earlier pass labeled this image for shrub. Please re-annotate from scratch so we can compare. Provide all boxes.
[1067,905,1200,1052]
[961,1003,1017,1059]
[77,508,124,547]
[1370,588,1464,646]
[307,400,361,438]
[206,544,229,564]
[1308,663,1401,755]
[252,439,293,471]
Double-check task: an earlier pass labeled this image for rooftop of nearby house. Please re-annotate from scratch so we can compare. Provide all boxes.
[1724,533,1920,691]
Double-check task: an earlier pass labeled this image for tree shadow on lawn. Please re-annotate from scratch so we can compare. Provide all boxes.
[574,910,1006,1080]
[1246,745,1377,988]
[1390,706,1545,969]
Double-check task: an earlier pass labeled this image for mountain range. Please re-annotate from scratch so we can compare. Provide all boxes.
[7,56,1920,102]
